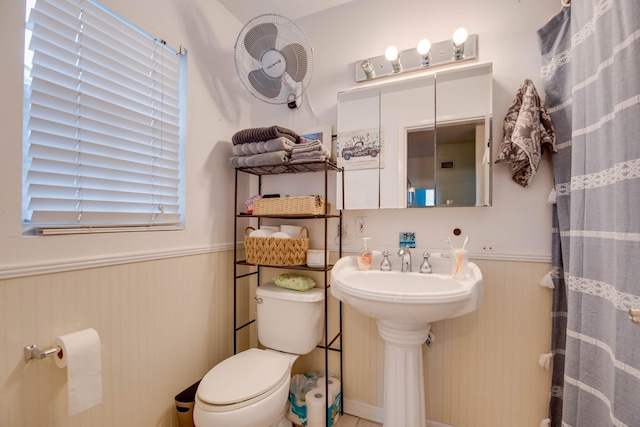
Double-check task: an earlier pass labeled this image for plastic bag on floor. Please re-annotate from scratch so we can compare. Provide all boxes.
[287,373,320,425]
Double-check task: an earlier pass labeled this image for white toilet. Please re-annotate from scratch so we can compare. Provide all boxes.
[193,282,325,427]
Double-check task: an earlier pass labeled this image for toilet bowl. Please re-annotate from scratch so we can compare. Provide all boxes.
[193,283,325,427]
[193,349,297,427]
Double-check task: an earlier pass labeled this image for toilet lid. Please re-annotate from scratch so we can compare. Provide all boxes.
[197,348,290,406]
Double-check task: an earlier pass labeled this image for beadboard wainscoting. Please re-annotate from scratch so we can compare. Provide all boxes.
[0,250,241,427]
[1,253,551,427]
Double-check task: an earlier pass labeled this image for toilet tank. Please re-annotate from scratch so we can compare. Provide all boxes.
[255,282,325,355]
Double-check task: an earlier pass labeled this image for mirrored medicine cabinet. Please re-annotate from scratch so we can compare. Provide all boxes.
[336,62,493,209]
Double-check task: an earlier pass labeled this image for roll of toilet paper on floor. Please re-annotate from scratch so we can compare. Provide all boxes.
[54,328,102,415]
[317,376,341,399]
[305,387,334,427]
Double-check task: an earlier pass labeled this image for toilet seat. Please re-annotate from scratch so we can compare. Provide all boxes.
[196,348,291,412]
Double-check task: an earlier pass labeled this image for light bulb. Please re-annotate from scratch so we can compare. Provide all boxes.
[416,39,432,55]
[361,60,375,79]
[384,46,399,62]
[452,27,468,47]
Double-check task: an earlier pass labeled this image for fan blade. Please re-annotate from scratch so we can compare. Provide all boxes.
[280,43,308,83]
[248,69,282,99]
[244,23,278,61]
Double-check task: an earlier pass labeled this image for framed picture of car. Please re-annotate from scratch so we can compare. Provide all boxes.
[336,127,384,170]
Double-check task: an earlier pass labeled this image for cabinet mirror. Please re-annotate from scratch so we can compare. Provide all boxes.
[337,63,492,209]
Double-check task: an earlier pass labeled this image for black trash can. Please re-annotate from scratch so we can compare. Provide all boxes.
[175,380,201,427]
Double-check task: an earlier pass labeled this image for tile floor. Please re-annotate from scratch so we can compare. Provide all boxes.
[334,413,382,427]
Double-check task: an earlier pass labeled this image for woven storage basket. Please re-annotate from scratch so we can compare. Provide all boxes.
[244,226,309,266]
[253,195,326,216]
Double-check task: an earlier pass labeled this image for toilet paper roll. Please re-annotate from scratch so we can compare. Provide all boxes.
[305,387,334,427]
[317,376,341,399]
[54,328,102,416]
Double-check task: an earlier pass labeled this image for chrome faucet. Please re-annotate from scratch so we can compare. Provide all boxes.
[398,248,412,272]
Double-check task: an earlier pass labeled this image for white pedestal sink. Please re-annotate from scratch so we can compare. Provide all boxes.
[331,255,483,427]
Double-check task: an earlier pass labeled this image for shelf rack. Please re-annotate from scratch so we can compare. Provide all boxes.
[233,160,344,426]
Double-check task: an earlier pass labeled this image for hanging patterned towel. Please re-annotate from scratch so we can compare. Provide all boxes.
[495,79,556,187]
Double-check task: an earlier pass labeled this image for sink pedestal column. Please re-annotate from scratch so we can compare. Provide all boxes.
[376,320,431,427]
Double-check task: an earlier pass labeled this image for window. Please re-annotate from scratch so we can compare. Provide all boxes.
[23,0,186,235]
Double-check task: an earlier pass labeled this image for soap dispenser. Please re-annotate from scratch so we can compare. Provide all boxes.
[357,237,373,271]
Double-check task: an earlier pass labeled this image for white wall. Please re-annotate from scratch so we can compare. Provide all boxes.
[1,0,560,272]
[0,0,250,276]
[247,0,561,260]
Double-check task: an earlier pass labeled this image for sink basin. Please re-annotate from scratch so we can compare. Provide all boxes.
[331,255,482,324]
[331,255,482,427]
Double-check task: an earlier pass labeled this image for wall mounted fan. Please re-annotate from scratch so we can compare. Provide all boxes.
[234,14,313,109]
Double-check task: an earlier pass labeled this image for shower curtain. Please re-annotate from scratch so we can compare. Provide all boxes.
[537,1,640,426]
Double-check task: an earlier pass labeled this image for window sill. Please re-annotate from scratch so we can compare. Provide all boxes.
[26,225,185,236]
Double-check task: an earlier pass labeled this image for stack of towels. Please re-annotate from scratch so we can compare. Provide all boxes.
[290,139,332,164]
[228,125,333,168]
[229,126,300,168]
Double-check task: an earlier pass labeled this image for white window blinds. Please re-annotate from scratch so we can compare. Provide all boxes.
[23,0,186,233]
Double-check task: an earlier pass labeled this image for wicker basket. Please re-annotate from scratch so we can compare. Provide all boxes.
[244,226,309,266]
[253,195,326,216]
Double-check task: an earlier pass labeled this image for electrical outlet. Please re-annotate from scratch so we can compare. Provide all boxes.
[337,224,348,238]
[482,245,494,251]
[355,216,367,236]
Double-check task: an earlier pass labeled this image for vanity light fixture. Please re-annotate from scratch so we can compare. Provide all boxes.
[354,30,477,82]
[385,45,402,73]
[452,27,468,60]
[416,39,432,66]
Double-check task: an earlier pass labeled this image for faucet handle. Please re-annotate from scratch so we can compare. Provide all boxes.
[419,252,432,274]
[380,251,392,271]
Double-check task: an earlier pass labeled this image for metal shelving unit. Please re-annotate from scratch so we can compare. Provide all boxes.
[232,160,344,425]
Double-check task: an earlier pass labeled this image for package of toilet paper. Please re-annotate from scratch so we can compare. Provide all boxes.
[287,374,341,426]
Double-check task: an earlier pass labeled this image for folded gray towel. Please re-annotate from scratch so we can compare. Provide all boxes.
[291,140,325,153]
[232,137,295,156]
[229,150,290,168]
[291,142,332,160]
[289,154,329,164]
[232,126,300,145]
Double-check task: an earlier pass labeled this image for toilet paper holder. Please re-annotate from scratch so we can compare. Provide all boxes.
[24,343,63,362]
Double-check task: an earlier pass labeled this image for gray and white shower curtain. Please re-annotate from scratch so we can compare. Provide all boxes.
[537,1,640,426]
